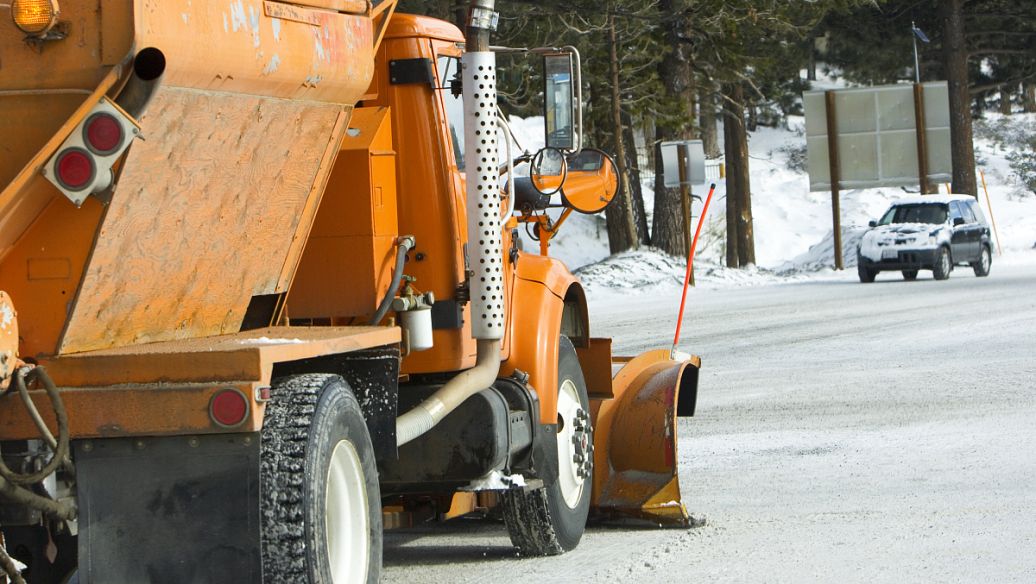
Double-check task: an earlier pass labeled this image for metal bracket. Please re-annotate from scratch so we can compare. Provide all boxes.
[389,58,435,86]
[469,7,499,31]
[431,300,464,330]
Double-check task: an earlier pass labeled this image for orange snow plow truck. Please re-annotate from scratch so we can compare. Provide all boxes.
[0,0,700,581]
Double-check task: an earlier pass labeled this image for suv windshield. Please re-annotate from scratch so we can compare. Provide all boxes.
[879,203,948,225]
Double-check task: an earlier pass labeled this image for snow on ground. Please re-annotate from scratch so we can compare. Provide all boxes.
[501,111,1036,297]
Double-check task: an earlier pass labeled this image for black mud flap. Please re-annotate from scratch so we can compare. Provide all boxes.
[73,433,261,584]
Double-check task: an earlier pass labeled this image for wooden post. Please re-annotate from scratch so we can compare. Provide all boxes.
[824,90,844,270]
[979,170,1003,255]
[677,143,694,285]
[913,83,931,195]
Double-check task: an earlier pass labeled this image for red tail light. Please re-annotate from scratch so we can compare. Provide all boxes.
[209,388,250,428]
[54,148,95,191]
[83,113,125,155]
[44,97,137,206]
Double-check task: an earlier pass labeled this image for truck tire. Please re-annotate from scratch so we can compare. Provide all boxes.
[501,336,593,556]
[932,246,952,281]
[260,374,381,583]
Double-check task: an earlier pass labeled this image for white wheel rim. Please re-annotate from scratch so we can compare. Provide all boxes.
[557,379,587,509]
[326,439,369,583]
[982,249,990,270]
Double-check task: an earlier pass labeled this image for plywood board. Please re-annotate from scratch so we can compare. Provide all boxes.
[59,88,347,354]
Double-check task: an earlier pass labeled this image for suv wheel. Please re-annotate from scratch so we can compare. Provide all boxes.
[932,247,952,281]
[857,256,877,283]
[972,245,991,277]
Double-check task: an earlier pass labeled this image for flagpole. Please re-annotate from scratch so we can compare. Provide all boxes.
[912,21,921,83]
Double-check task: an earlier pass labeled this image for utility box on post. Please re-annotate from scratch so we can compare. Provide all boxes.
[291,107,399,322]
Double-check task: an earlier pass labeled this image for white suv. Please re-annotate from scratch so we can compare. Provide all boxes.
[857,195,993,282]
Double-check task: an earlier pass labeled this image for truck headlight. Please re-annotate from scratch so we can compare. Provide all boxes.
[12,0,59,35]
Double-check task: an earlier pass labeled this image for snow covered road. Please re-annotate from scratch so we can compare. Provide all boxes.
[382,259,1036,583]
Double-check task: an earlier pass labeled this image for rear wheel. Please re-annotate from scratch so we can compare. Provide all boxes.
[501,336,593,555]
[260,374,381,583]
[902,270,918,281]
[932,247,952,280]
[972,245,991,277]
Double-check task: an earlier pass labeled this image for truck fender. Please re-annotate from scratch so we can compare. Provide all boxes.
[501,253,588,425]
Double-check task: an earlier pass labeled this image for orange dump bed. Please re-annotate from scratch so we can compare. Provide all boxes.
[1,0,388,362]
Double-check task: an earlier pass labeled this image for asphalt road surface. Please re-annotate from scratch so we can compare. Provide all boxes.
[383,260,1036,583]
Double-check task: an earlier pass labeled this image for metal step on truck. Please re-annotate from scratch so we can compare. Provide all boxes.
[0,1,701,581]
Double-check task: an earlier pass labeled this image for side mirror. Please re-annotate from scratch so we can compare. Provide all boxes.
[953,217,965,227]
[529,147,568,196]
[868,219,877,228]
[543,54,576,151]
[560,149,618,214]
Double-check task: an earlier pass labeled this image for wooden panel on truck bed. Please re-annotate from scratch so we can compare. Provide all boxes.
[43,326,400,387]
[58,88,350,354]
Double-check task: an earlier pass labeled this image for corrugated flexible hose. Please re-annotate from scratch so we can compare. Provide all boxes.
[395,339,500,446]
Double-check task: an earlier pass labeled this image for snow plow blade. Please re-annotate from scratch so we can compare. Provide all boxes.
[585,345,700,527]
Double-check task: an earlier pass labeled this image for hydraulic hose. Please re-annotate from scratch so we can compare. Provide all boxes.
[0,539,25,584]
[396,339,500,446]
[0,367,76,522]
[368,236,415,325]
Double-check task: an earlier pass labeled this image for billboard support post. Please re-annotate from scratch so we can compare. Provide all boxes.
[824,90,844,270]
[913,83,931,195]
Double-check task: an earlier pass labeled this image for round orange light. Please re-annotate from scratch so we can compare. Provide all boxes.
[12,0,59,35]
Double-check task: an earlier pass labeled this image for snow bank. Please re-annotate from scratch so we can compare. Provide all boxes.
[499,110,1036,294]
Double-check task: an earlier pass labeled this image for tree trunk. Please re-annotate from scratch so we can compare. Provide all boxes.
[650,0,694,258]
[699,87,720,158]
[941,0,978,197]
[1024,83,1036,113]
[723,102,739,268]
[622,110,650,245]
[605,13,639,252]
[807,41,817,82]
[724,82,755,267]
[451,0,466,28]
[999,85,1013,115]
[747,103,758,132]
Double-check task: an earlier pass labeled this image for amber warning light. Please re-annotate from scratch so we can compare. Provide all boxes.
[12,0,59,35]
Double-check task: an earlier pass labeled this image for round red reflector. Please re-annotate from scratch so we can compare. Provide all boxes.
[55,148,95,191]
[83,113,124,155]
[210,389,249,428]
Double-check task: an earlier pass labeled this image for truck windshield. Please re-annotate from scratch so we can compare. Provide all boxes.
[879,203,948,225]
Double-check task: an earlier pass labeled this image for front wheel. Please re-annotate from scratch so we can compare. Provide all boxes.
[932,247,952,280]
[972,245,991,277]
[501,336,593,555]
[260,374,382,583]
[858,260,877,283]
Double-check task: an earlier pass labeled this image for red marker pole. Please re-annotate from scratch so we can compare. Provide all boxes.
[671,182,716,360]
